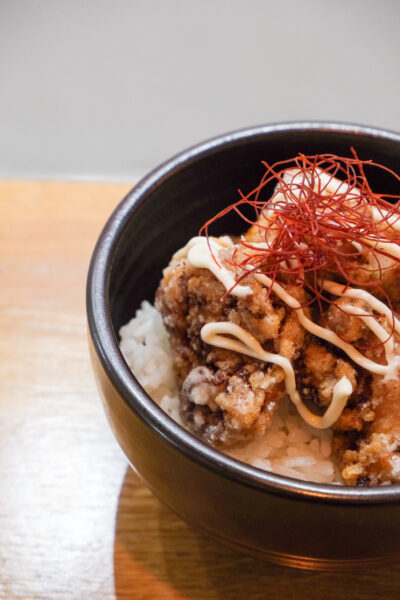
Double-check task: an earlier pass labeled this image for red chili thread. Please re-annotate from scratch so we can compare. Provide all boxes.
[199,151,400,349]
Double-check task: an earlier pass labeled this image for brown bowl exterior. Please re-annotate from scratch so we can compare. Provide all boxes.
[87,122,400,569]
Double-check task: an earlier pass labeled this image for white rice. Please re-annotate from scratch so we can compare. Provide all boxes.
[120,301,342,484]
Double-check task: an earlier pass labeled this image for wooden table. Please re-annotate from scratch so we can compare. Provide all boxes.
[1,180,399,599]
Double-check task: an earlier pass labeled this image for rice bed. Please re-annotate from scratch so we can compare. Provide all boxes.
[119,301,342,484]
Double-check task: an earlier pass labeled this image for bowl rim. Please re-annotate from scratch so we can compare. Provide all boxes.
[87,120,400,504]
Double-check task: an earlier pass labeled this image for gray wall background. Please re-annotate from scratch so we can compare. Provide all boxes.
[1,0,400,181]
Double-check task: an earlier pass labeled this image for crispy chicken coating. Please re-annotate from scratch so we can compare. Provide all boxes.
[322,296,400,484]
[155,248,306,447]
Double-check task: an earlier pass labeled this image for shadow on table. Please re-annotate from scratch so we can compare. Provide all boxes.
[114,467,399,600]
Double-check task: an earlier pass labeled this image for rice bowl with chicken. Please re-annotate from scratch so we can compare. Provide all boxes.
[120,152,400,486]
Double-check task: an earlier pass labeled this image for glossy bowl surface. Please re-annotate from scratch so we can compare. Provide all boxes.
[87,122,400,569]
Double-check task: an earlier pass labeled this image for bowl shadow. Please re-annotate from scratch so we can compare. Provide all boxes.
[113,467,400,600]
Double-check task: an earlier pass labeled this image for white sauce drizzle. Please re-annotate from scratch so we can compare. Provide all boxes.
[322,279,400,334]
[360,236,400,260]
[173,235,230,259]
[371,206,400,232]
[183,236,253,297]
[322,279,400,380]
[351,241,363,253]
[201,322,352,429]
[253,273,393,375]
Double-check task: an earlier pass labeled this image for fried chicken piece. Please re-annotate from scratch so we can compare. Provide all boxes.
[324,296,400,484]
[302,342,357,406]
[339,369,400,485]
[324,297,368,343]
[297,341,373,433]
[155,246,307,447]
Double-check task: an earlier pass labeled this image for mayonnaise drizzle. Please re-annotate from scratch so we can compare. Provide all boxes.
[175,236,253,297]
[253,273,397,376]
[371,205,400,232]
[361,237,400,260]
[201,321,352,429]
[322,279,400,380]
[322,279,400,334]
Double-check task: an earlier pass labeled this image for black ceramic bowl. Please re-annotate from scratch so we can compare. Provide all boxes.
[87,122,400,570]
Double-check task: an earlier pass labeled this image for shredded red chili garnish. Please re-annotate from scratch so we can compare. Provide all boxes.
[199,150,400,348]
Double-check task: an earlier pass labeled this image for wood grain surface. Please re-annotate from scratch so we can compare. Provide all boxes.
[1,180,399,599]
